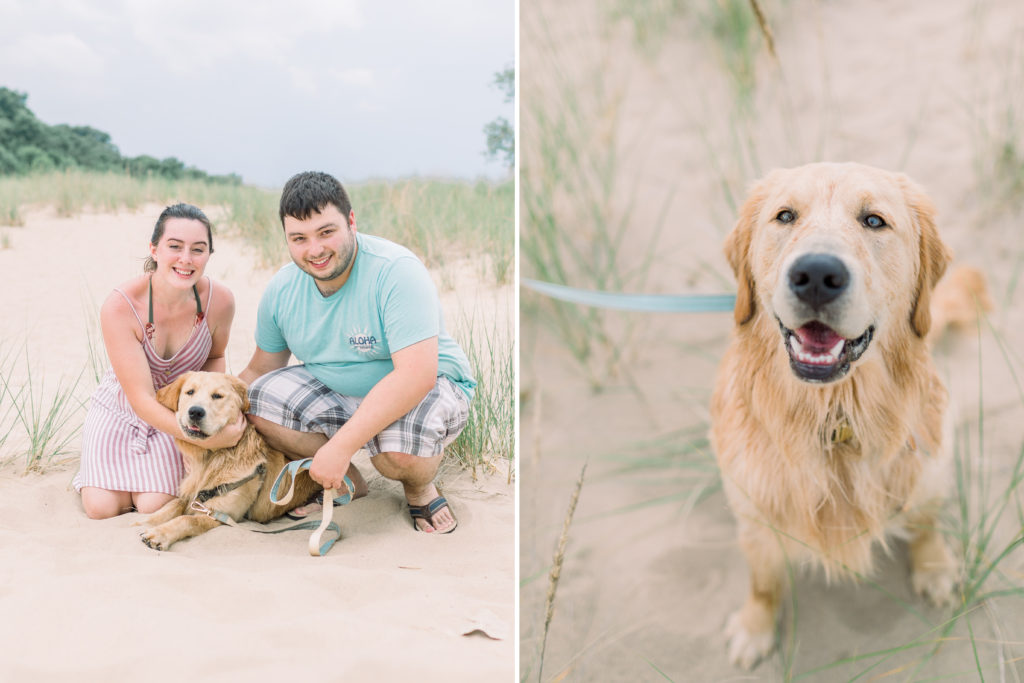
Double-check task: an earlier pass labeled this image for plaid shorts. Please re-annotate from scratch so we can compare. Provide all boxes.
[247,365,471,458]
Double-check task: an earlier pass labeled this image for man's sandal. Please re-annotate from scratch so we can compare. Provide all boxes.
[408,496,458,534]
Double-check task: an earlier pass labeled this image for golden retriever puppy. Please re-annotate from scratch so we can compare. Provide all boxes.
[139,371,319,551]
[710,162,980,669]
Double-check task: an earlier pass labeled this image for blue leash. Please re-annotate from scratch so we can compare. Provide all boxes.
[521,278,736,313]
[185,458,350,556]
[269,458,352,556]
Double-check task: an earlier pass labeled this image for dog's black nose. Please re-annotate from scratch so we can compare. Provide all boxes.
[789,253,849,309]
[188,406,205,422]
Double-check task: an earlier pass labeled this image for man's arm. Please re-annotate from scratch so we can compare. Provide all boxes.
[308,336,438,489]
[239,346,292,387]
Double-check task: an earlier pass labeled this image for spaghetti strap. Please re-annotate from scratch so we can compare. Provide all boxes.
[113,288,147,335]
[203,276,214,312]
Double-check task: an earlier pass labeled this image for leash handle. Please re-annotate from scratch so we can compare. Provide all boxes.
[268,457,350,556]
[309,487,337,556]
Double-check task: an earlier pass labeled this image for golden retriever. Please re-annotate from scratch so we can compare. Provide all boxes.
[710,162,986,669]
[138,371,320,551]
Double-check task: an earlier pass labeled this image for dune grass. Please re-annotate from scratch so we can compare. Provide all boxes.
[537,463,587,683]
[0,346,86,474]
[0,169,514,283]
[520,3,680,389]
[448,311,516,477]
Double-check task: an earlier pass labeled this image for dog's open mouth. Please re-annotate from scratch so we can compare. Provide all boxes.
[180,422,208,439]
[777,318,874,383]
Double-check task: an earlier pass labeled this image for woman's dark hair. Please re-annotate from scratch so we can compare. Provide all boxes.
[144,203,214,272]
[279,171,352,225]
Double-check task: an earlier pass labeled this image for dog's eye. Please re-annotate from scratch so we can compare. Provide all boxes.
[185,389,195,396]
[775,209,796,224]
[862,214,887,229]
[211,393,223,400]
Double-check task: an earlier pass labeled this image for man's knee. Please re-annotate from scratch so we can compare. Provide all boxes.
[371,451,442,480]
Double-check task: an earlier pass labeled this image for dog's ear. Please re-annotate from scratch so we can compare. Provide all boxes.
[724,179,767,326]
[902,176,952,338]
[228,375,250,413]
[155,373,190,411]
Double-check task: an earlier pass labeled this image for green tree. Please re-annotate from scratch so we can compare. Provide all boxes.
[483,65,514,170]
[0,86,238,182]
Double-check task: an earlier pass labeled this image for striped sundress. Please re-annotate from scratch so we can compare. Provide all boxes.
[73,278,214,495]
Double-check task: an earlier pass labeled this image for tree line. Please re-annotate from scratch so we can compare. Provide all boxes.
[0,87,240,184]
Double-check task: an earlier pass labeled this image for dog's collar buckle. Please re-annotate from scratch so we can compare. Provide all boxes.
[830,420,854,444]
[190,500,212,516]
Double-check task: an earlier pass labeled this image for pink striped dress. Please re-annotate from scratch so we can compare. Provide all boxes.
[74,279,214,495]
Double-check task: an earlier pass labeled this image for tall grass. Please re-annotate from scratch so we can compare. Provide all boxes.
[521,12,677,388]
[537,463,587,683]
[0,169,514,282]
[0,348,86,473]
[0,344,21,456]
[353,180,515,284]
[448,311,515,477]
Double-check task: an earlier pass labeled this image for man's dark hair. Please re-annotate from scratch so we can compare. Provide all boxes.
[279,171,352,226]
[144,203,214,272]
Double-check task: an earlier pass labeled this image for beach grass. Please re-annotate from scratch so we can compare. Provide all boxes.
[0,170,514,284]
[448,310,516,476]
[520,5,680,389]
[0,347,86,473]
[535,463,587,683]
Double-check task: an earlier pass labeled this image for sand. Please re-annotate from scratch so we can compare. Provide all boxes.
[0,205,514,681]
[520,0,1024,680]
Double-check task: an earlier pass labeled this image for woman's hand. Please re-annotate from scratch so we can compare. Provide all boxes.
[184,413,246,450]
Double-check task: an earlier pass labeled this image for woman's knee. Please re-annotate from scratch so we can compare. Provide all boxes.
[133,492,174,514]
[81,488,131,519]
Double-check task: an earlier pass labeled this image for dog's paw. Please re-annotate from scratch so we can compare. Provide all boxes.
[912,563,958,607]
[911,537,959,607]
[140,529,170,552]
[725,609,775,670]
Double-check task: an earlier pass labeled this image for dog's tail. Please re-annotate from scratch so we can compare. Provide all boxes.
[928,266,993,342]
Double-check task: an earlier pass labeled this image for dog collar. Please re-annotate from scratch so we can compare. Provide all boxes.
[194,463,266,504]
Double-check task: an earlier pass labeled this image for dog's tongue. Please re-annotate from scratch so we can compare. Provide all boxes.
[795,321,844,353]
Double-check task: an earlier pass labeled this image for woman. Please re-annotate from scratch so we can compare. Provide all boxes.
[74,203,242,519]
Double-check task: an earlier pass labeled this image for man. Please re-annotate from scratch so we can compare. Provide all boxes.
[239,171,475,534]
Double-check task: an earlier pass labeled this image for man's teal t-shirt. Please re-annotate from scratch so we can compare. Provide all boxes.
[255,233,476,400]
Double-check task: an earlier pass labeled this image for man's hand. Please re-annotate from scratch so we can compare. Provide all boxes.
[309,443,354,491]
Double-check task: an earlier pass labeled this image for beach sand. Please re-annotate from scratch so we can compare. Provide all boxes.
[520,0,1024,679]
[0,205,514,681]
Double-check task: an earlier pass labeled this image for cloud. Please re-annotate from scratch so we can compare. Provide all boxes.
[0,32,104,81]
[120,0,365,74]
[334,68,374,87]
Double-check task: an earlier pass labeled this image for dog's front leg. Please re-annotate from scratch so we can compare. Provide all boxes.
[140,514,221,551]
[726,525,785,670]
[907,507,958,606]
[134,497,187,527]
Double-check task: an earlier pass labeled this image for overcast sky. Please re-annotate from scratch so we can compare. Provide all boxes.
[0,0,514,187]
